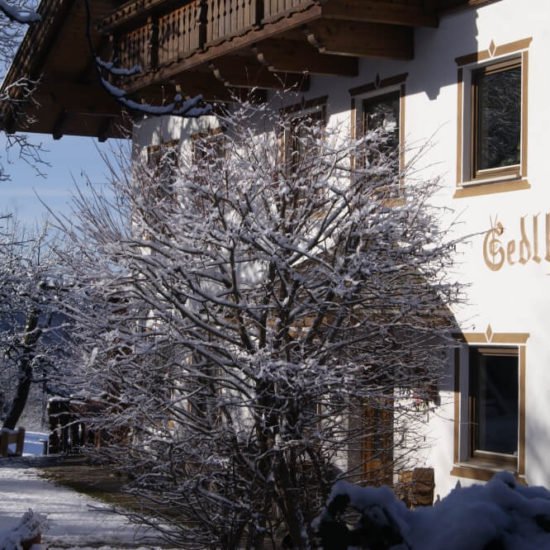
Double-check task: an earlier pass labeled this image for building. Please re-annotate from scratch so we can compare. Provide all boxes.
[1,0,546,498]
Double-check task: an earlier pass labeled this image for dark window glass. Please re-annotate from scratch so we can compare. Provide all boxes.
[470,348,518,456]
[474,64,521,173]
[287,108,325,172]
[192,131,225,167]
[146,141,179,203]
[361,91,401,195]
[363,91,400,140]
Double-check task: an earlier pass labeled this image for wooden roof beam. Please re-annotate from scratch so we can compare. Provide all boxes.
[38,78,122,117]
[52,109,67,140]
[143,74,267,106]
[306,21,414,60]
[208,56,309,91]
[320,0,438,28]
[97,116,116,142]
[253,38,358,77]
[167,72,246,102]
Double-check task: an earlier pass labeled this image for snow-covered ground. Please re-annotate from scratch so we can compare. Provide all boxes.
[0,459,167,549]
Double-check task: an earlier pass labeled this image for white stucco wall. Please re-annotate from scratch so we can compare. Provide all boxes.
[132,0,550,497]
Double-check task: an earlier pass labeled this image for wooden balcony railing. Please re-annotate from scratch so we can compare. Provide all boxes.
[205,0,259,44]
[263,0,310,21]
[158,2,203,66]
[118,23,153,71]
[113,0,316,72]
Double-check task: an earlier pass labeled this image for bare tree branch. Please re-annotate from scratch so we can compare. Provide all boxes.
[57,96,466,548]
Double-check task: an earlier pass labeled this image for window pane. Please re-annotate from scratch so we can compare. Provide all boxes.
[476,65,521,171]
[288,108,324,171]
[472,352,518,455]
[362,92,400,195]
[363,92,400,144]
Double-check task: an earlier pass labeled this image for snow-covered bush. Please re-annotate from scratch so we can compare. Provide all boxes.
[0,508,47,550]
[315,472,550,549]
[59,97,464,548]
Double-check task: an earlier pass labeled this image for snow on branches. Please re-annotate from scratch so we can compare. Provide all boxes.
[82,0,211,119]
[0,216,70,430]
[59,97,464,548]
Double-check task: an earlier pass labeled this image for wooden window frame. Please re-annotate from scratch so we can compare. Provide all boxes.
[362,395,394,487]
[471,58,522,182]
[350,73,407,203]
[469,346,518,468]
[191,127,225,166]
[147,139,180,171]
[144,139,180,200]
[451,330,528,482]
[454,38,531,199]
[281,96,328,171]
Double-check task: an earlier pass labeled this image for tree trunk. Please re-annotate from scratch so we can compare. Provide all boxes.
[3,309,41,430]
[275,456,310,549]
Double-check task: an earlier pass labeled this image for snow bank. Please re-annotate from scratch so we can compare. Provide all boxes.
[0,509,46,550]
[0,463,155,548]
[315,472,550,549]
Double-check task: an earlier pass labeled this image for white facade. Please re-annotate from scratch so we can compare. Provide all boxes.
[133,0,550,497]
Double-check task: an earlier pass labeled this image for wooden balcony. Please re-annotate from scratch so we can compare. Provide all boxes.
[99,0,441,100]
[0,0,496,139]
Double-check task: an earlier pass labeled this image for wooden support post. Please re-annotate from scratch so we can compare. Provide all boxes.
[0,427,26,457]
[0,431,8,458]
[15,427,25,456]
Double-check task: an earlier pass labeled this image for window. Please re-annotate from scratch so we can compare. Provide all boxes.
[362,91,401,196]
[147,140,179,181]
[350,74,406,200]
[469,347,518,464]
[139,140,181,237]
[363,395,394,486]
[452,331,527,482]
[145,139,180,202]
[191,128,225,167]
[472,61,521,179]
[282,97,327,173]
[455,38,531,198]
[190,128,225,213]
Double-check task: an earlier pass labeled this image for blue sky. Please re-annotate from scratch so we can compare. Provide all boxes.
[0,133,121,227]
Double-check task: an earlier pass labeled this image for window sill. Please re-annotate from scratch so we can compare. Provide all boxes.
[451,463,526,484]
[453,178,530,198]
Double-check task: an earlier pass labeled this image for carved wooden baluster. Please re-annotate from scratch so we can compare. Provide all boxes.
[183,7,189,54]
[181,7,187,55]
[198,0,208,50]
[207,0,215,43]
[233,0,238,35]
[158,15,165,65]
[221,0,227,40]
[149,18,158,70]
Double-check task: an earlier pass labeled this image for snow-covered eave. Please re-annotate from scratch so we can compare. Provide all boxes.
[0,0,127,139]
[0,0,67,104]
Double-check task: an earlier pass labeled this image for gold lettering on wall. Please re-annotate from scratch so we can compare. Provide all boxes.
[483,214,550,271]
[483,222,505,271]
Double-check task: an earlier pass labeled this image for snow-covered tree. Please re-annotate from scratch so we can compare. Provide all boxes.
[59,99,463,548]
[0,215,69,429]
